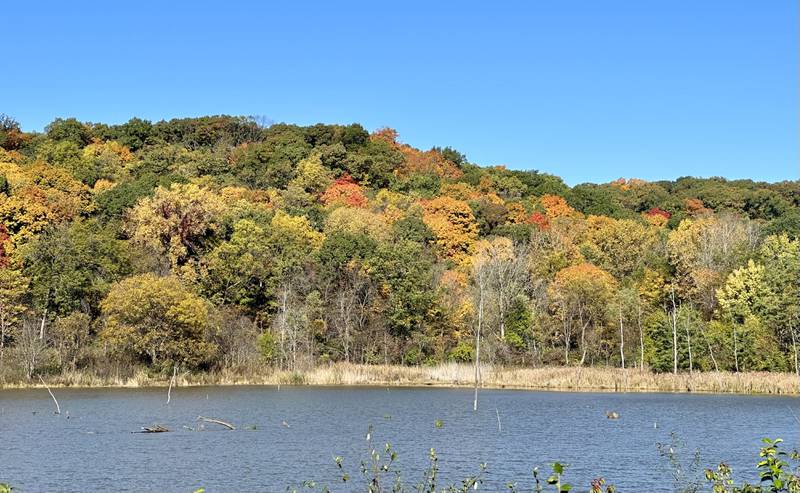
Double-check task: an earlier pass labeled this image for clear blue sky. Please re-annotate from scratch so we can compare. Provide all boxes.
[2,0,797,185]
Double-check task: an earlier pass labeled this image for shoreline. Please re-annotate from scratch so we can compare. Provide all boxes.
[2,363,799,395]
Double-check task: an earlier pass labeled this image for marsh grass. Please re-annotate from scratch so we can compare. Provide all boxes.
[2,363,798,394]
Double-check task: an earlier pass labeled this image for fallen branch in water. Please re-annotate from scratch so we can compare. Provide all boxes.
[788,405,800,426]
[38,376,61,414]
[197,416,235,430]
[134,425,170,433]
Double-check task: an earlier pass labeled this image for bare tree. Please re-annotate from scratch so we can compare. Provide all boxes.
[17,318,48,379]
[684,306,693,373]
[637,297,645,371]
[488,243,529,341]
[471,253,491,411]
[669,287,679,375]
[618,305,625,370]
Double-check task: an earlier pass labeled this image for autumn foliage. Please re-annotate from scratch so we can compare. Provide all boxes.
[320,174,368,208]
[372,128,463,179]
[0,113,797,380]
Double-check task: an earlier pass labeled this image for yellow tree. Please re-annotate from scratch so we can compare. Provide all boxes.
[126,183,227,267]
[421,196,478,266]
[80,139,133,183]
[667,214,759,313]
[580,215,657,279]
[100,274,218,369]
[548,263,617,365]
[716,260,783,372]
[0,163,92,248]
[324,206,389,243]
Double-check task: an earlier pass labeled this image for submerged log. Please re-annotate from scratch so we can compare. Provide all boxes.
[197,416,235,430]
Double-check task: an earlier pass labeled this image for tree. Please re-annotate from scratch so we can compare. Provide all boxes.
[0,268,28,364]
[324,206,389,242]
[20,220,130,319]
[229,128,310,188]
[78,139,133,184]
[0,114,25,151]
[320,174,368,208]
[421,196,479,266]
[470,245,490,411]
[579,215,656,279]
[370,240,436,339]
[201,219,272,308]
[100,274,218,369]
[51,312,91,371]
[472,237,529,342]
[715,260,783,372]
[112,117,153,151]
[548,263,617,365]
[45,117,91,147]
[667,214,759,314]
[317,232,377,362]
[758,235,800,373]
[126,183,227,267]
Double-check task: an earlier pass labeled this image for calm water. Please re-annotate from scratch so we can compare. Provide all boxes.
[0,386,798,492]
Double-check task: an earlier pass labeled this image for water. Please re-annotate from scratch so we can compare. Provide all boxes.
[0,386,798,492]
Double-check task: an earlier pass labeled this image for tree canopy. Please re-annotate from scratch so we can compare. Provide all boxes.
[0,114,798,379]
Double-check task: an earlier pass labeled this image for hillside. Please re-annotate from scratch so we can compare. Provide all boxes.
[0,114,798,382]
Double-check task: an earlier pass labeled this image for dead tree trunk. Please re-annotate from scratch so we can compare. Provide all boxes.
[197,416,235,430]
[39,376,61,414]
[685,308,693,373]
[619,305,625,370]
[473,281,484,412]
[791,326,799,377]
[670,289,678,375]
[39,309,47,341]
[578,308,589,367]
[732,321,740,373]
[637,302,644,371]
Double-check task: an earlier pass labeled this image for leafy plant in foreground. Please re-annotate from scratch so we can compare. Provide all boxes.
[704,438,800,493]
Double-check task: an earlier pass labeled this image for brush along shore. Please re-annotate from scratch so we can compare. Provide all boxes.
[2,363,798,395]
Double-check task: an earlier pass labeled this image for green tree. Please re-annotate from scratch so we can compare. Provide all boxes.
[45,117,91,146]
[0,268,28,364]
[20,220,131,318]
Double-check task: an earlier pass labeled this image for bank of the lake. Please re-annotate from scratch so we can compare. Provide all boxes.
[2,363,799,395]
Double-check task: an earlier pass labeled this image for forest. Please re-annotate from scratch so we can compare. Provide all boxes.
[0,113,798,382]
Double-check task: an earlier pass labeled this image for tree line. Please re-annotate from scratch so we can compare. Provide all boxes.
[0,114,798,380]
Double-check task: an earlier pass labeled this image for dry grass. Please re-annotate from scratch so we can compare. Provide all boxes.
[2,363,798,395]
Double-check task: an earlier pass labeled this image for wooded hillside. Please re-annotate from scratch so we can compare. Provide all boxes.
[0,114,798,380]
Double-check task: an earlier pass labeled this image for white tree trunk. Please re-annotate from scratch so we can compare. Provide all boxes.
[619,305,625,370]
[473,284,484,412]
[670,289,678,375]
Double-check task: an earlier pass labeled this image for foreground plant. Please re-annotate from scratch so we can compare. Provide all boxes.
[289,425,484,492]
[507,462,616,493]
[704,438,800,493]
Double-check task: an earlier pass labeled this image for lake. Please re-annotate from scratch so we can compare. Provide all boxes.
[1,386,798,492]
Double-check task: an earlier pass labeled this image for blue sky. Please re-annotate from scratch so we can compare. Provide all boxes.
[2,0,796,185]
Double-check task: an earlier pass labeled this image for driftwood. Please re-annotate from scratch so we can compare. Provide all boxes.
[38,376,61,414]
[135,425,170,433]
[197,416,235,430]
